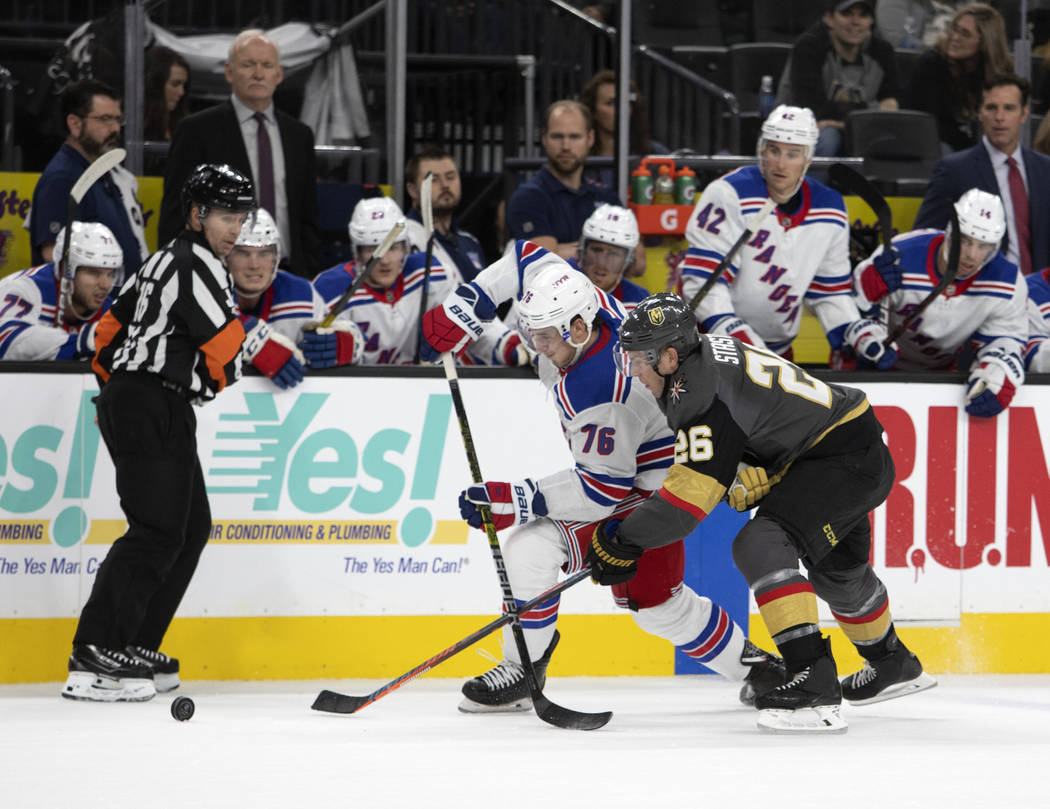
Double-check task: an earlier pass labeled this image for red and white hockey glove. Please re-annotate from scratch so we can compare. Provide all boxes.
[585,519,643,586]
[299,319,364,368]
[458,478,548,532]
[965,350,1024,417]
[242,317,306,390]
[845,318,898,370]
[495,330,531,366]
[858,247,904,303]
[420,283,497,363]
[706,314,767,350]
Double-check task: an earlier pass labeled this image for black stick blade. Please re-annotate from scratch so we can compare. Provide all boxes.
[311,689,369,714]
[534,695,612,731]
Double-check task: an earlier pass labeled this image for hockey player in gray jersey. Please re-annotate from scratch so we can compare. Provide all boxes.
[587,293,935,733]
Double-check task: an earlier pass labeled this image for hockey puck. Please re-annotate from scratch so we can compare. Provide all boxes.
[170,696,195,721]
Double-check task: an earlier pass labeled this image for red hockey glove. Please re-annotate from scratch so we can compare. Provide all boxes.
[420,283,497,362]
[242,317,306,390]
[458,479,548,531]
[965,350,1023,417]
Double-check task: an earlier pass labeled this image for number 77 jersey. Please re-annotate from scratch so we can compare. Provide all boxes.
[649,334,873,532]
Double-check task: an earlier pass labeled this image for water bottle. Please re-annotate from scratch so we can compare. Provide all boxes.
[653,164,675,205]
[630,165,653,205]
[674,166,697,205]
[758,75,775,121]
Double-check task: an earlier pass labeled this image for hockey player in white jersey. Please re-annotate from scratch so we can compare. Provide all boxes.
[314,197,521,366]
[682,105,896,368]
[0,221,122,360]
[1023,268,1050,372]
[423,257,784,712]
[854,189,1028,417]
[229,209,360,389]
[573,204,650,311]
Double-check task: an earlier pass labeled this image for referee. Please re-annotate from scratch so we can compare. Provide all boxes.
[62,163,255,703]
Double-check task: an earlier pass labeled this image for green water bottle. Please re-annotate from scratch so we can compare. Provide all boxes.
[674,166,697,205]
[630,165,653,204]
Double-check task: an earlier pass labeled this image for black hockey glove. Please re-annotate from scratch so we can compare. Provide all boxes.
[585,519,643,586]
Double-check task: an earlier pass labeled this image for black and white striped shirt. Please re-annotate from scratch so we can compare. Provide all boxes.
[93,229,245,401]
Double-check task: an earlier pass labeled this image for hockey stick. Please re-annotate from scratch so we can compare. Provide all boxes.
[54,147,127,325]
[440,351,612,730]
[413,171,435,363]
[687,197,777,312]
[318,220,406,328]
[884,203,960,346]
[828,162,893,254]
[311,568,592,715]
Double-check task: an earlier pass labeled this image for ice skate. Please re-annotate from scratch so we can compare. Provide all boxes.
[126,645,181,693]
[841,640,937,706]
[756,639,846,734]
[738,639,787,706]
[459,630,560,713]
[62,645,156,702]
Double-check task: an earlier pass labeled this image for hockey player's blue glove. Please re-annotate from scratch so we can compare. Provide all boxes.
[858,247,904,302]
[459,479,548,531]
[242,317,306,390]
[965,350,1023,417]
[586,519,643,586]
[299,320,363,368]
[845,318,898,370]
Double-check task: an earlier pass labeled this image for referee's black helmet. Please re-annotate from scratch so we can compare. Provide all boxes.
[183,163,256,220]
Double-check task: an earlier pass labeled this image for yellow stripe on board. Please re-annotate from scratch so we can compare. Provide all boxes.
[3,612,1048,684]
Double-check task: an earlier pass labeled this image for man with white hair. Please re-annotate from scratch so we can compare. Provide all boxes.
[159,28,320,278]
[682,104,895,368]
[855,188,1028,417]
[0,221,123,360]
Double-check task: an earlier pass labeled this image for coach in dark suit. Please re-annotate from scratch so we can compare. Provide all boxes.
[914,73,1050,275]
[159,30,320,278]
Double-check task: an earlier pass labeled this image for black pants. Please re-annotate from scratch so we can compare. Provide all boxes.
[73,373,211,651]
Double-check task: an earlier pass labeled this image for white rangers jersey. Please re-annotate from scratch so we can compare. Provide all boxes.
[313,251,459,365]
[0,263,111,360]
[853,230,1028,371]
[682,165,859,355]
[1024,268,1050,372]
[235,268,326,342]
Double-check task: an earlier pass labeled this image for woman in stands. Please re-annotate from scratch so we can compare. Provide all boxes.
[904,3,1011,153]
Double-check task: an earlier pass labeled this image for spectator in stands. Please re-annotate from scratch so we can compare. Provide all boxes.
[403,145,486,282]
[904,3,1011,153]
[776,1,900,157]
[506,100,622,260]
[143,46,190,143]
[27,80,149,277]
[914,73,1050,275]
[875,0,944,49]
[1033,113,1050,155]
[579,69,668,175]
[159,29,321,278]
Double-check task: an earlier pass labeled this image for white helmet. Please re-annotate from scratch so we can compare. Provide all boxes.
[580,204,639,272]
[235,207,282,261]
[348,196,407,248]
[519,264,600,364]
[53,221,124,286]
[954,189,1006,245]
[758,104,819,156]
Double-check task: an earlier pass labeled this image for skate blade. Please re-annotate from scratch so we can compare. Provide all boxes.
[154,673,180,693]
[757,705,848,734]
[846,673,938,706]
[62,672,156,703]
[457,696,532,714]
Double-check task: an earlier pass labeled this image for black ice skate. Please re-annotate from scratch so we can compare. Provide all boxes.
[841,639,937,706]
[738,639,787,706]
[755,639,846,734]
[62,645,156,702]
[459,630,560,713]
[126,645,181,693]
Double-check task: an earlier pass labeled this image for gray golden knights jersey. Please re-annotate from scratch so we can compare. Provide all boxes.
[619,333,871,550]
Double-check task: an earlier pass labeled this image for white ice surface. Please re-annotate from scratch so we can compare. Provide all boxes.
[2,674,1048,809]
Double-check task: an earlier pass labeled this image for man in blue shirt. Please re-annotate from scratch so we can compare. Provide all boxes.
[28,80,149,276]
[404,145,486,282]
[507,100,622,260]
